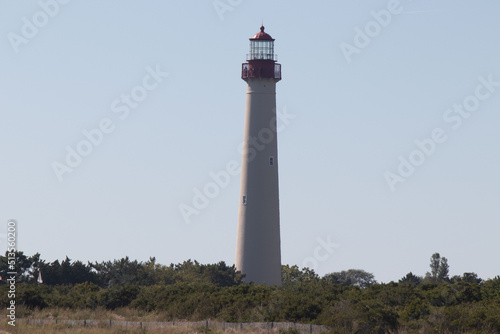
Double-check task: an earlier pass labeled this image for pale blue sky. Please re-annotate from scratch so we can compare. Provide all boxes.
[1,0,499,282]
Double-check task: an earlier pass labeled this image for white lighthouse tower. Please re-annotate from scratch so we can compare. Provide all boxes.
[235,26,282,286]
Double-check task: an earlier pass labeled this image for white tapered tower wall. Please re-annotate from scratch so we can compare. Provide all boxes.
[235,74,282,285]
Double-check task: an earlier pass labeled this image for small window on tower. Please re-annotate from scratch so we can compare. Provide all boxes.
[269,157,274,166]
[242,195,247,206]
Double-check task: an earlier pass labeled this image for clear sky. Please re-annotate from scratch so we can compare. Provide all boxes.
[1,0,499,283]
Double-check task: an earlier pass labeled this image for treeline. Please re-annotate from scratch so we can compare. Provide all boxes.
[1,251,500,333]
[0,252,242,287]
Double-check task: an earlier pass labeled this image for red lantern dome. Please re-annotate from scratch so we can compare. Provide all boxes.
[250,26,275,41]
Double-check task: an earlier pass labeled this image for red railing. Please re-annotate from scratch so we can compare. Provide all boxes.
[242,63,281,80]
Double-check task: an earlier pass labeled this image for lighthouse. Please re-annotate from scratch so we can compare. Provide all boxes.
[235,26,282,286]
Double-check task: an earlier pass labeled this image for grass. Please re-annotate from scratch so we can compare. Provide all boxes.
[0,321,285,334]
[0,307,289,334]
[0,322,221,334]
[2,305,171,321]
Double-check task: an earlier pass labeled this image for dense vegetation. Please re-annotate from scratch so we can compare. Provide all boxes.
[1,251,500,333]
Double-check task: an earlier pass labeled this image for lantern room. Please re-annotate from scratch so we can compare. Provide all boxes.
[248,26,276,61]
[242,26,281,80]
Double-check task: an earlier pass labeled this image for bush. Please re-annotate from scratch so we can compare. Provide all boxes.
[100,285,140,309]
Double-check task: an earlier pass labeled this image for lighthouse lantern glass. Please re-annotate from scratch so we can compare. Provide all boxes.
[249,40,274,60]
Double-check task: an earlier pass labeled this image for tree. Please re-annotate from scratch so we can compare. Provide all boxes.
[200,261,243,286]
[39,259,61,285]
[281,265,319,285]
[426,253,449,283]
[437,257,449,281]
[37,257,98,285]
[92,256,144,287]
[430,253,441,278]
[0,251,40,283]
[451,272,482,284]
[323,269,376,288]
[399,272,422,285]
